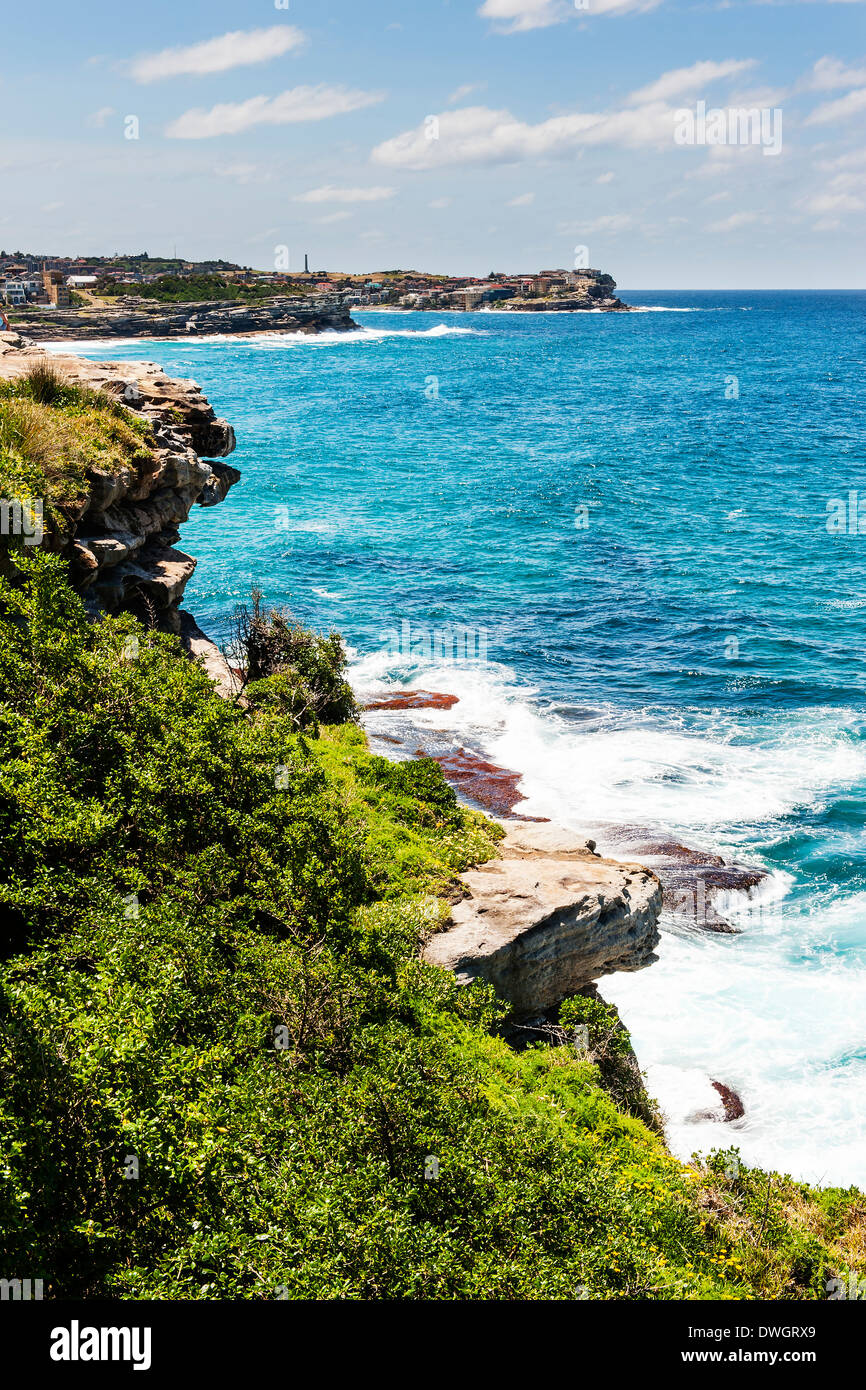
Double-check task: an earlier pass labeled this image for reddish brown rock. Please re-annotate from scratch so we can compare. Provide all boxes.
[416,747,547,819]
[598,830,767,935]
[364,690,459,711]
[697,1080,745,1122]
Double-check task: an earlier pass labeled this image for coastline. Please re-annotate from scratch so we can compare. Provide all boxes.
[8,299,358,343]
[6,320,863,1192]
[3,335,865,1305]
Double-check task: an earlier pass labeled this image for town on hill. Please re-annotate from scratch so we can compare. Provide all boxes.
[0,251,628,331]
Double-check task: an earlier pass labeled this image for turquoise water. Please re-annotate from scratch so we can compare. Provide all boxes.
[57,290,866,1187]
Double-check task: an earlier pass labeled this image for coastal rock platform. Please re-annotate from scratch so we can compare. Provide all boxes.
[424,820,662,1015]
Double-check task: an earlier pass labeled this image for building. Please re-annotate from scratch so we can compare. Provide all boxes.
[1,277,40,304]
[42,270,71,307]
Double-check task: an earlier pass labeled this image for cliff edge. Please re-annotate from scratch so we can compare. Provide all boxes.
[426,820,661,1015]
[0,336,237,638]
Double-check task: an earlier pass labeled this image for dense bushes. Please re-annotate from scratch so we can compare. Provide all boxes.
[0,554,863,1300]
[99,275,303,303]
[234,589,358,732]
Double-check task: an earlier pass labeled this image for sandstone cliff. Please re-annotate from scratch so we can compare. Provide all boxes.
[425,820,662,1015]
[0,337,662,1015]
[11,298,356,342]
[491,271,629,313]
[0,336,238,682]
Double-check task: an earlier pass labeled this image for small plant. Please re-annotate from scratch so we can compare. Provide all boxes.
[19,359,69,406]
[559,990,661,1130]
[232,589,358,730]
[559,991,633,1058]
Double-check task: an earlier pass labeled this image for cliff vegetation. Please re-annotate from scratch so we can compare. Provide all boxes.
[0,380,862,1302]
[0,550,863,1300]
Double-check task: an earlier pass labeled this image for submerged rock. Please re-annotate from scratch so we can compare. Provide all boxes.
[417,746,547,819]
[695,1079,746,1123]
[364,690,459,711]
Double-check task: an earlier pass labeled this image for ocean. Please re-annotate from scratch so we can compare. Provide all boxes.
[55,290,866,1189]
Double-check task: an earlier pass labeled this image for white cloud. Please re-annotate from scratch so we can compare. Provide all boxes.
[86,106,115,128]
[317,211,353,224]
[294,185,395,203]
[371,101,679,169]
[703,190,731,203]
[627,58,757,105]
[581,213,633,232]
[448,83,484,104]
[805,87,866,125]
[804,56,866,91]
[817,148,866,171]
[597,171,615,182]
[478,0,570,31]
[166,84,384,139]
[478,0,660,33]
[803,190,864,213]
[213,162,272,185]
[429,197,452,208]
[507,191,535,205]
[799,168,866,215]
[129,26,307,83]
[706,210,760,232]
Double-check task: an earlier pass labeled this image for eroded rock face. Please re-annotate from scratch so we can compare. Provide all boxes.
[12,299,356,342]
[424,821,662,1015]
[0,343,240,632]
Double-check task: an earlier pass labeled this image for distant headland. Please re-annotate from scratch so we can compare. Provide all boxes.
[0,250,629,340]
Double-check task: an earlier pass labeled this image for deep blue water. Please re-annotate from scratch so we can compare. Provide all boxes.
[58,290,866,1186]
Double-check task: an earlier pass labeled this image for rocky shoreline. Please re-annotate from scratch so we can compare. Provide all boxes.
[8,298,357,342]
[363,687,768,928]
[0,343,744,1127]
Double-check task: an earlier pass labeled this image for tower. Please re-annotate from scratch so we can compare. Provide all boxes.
[304,253,309,273]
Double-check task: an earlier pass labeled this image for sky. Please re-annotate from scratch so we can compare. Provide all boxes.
[2,0,865,286]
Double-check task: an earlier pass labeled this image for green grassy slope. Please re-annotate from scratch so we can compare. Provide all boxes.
[0,386,862,1300]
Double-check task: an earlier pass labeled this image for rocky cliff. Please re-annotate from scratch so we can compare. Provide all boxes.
[491,271,629,312]
[0,335,238,686]
[0,337,662,1015]
[425,821,662,1016]
[11,298,356,342]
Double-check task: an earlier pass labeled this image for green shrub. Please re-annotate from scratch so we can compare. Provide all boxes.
[235,590,357,730]
[0,554,862,1301]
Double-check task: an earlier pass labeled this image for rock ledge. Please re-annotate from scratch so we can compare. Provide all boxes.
[424,821,662,1015]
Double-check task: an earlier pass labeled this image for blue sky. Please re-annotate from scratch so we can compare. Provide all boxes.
[2,0,865,285]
